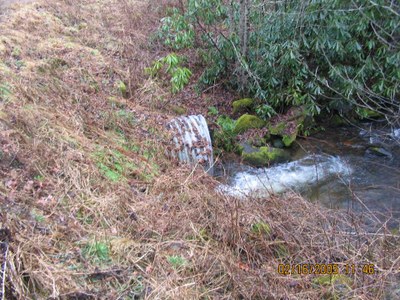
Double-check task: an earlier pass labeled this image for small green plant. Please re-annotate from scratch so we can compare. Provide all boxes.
[11,47,21,58]
[167,255,187,269]
[212,115,241,153]
[207,106,219,116]
[76,208,94,225]
[145,53,192,94]
[31,209,45,223]
[34,174,45,181]
[82,241,110,263]
[0,83,11,102]
[93,149,135,182]
[274,244,289,259]
[251,221,271,236]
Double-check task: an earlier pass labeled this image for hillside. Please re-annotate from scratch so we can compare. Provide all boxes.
[0,1,399,299]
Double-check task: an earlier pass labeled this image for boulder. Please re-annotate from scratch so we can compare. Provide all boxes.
[234,114,266,134]
[232,98,254,114]
[268,121,298,147]
[267,107,306,147]
[242,146,290,167]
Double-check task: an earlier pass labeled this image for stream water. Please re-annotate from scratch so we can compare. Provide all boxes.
[217,122,400,229]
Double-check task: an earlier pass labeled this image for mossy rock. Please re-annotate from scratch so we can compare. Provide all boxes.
[268,121,286,136]
[232,98,254,114]
[234,114,266,134]
[267,108,305,147]
[242,146,289,167]
[268,122,298,147]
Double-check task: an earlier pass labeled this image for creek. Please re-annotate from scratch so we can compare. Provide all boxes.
[216,122,400,229]
[167,115,400,229]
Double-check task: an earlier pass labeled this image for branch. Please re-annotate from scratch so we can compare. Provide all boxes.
[0,242,9,300]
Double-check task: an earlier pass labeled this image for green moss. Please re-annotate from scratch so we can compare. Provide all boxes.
[234,114,265,134]
[232,98,254,114]
[242,146,289,167]
[268,120,302,147]
[282,134,297,147]
[268,121,286,136]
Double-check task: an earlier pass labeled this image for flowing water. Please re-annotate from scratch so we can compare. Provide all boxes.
[167,115,400,228]
[217,123,400,229]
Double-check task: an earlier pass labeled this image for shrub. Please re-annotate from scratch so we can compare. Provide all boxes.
[145,53,192,94]
[159,0,400,123]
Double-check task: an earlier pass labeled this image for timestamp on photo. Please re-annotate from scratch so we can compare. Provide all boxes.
[277,263,376,276]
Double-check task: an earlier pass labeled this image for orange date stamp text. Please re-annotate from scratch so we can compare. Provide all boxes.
[277,263,375,275]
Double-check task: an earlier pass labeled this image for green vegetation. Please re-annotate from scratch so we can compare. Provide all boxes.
[167,255,187,270]
[31,209,46,223]
[117,80,127,98]
[82,241,110,264]
[0,83,12,102]
[251,221,271,236]
[146,53,192,94]
[242,146,289,167]
[232,98,254,114]
[207,105,218,116]
[234,114,265,134]
[158,0,399,123]
[212,115,241,153]
[158,8,195,50]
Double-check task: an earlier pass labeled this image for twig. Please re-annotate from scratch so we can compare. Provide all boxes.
[1,242,9,300]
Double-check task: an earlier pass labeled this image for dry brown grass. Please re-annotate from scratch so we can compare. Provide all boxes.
[0,0,399,299]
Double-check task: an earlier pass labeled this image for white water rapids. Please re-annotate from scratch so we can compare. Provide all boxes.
[218,154,352,198]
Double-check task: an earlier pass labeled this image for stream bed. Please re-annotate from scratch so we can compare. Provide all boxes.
[217,123,400,229]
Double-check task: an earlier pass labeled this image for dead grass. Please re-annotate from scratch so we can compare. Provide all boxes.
[0,0,398,299]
